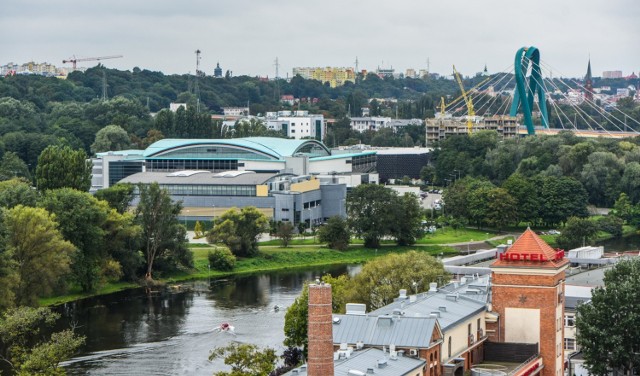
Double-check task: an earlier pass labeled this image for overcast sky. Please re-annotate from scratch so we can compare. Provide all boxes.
[2,0,638,78]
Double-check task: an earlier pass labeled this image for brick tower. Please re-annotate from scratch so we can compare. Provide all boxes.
[490,229,569,376]
[307,283,334,376]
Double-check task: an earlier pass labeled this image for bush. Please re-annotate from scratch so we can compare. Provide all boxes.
[318,216,350,250]
[207,248,236,271]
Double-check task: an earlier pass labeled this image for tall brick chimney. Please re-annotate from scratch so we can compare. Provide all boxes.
[307,283,334,376]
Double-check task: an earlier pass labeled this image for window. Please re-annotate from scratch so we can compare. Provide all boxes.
[564,338,576,351]
[448,337,451,358]
[281,208,290,212]
[565,315,575,327]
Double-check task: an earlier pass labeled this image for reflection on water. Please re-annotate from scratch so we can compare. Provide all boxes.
[597,233,640,253]
[57,265,358,375]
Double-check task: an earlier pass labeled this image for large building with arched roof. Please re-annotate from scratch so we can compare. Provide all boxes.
[91,137,378,226]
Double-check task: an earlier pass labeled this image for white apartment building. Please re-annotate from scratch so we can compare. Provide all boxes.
[349,116,391,132]
[265,111,325,141]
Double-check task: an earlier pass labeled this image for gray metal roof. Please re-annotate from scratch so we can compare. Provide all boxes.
[284,348,426,376]
[119,171,277,185]
[370,291,486,331]
[438,274,492,304]
[332,314,438,348]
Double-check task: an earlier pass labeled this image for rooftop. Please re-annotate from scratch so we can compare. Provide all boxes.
[284,348,426,376]
[491,228,569,269]
[119,171,276,185]
[332,314,439,349]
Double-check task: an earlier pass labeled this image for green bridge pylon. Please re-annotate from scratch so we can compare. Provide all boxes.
[509,46,549,135]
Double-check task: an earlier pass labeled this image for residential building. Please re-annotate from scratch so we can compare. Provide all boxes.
[425,116,518,146]
[602,71,623,79]
[222,107,249,116]
[169,103,187,112]
[292,67,355,87]
[350,116,392,132]
[264,111,325,140]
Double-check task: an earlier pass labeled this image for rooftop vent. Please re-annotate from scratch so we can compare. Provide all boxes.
[399,289,407,299]
[356,341,364,350]
[333,316,341,324]
[367,368,375,374]
[392,308,404,316]
[377,358,388,368]
[346,303,367,315]
[429,282,438,292]
[430,311,441,318]
[377,316,393,327]
[446,293,458,302]
[439,306,447,312]
[348,370,366,376]
[409,295,417,303]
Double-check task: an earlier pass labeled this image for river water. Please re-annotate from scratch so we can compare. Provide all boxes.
[58,265,360,375]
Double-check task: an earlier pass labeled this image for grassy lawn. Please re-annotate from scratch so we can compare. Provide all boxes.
[41,243,457,306]
[416,228,496,244]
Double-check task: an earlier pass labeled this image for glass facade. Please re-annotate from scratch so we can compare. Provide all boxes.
[154,145,273,160]
[109,161,144,186]
[294,143,330,158]
[351,154,377,172]
[146,159,238,172]
[157,184,256,197]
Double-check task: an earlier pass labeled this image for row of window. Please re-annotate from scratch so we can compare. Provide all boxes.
[146,159,239,172]
[158,184,256,197]
[156,146,272,160]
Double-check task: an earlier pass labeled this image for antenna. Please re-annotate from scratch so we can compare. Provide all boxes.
[274,57,280,79]
[194,50,201,113]
[427,58,430,73]
[354,56,359,73]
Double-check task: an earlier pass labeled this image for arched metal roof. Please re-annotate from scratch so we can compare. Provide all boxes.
[143,137,330,160]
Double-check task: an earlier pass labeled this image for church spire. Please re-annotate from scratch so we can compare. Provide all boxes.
[584,58,593,101]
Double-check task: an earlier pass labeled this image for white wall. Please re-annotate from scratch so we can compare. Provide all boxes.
[505,307,541,344]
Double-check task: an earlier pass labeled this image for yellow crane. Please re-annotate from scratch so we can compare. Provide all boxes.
[452,65,475,134]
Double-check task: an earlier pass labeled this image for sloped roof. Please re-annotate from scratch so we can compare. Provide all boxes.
[143,137,329,159]
[369,292,486,330]
[491,228,569,268]
[332,314,439,348]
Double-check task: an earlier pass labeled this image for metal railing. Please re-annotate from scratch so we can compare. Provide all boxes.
[507,354,540,376]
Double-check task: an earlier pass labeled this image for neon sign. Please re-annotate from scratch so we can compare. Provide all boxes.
[499,250,564,262]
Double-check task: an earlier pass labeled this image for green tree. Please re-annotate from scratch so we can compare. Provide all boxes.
[209,343,277,376]
[275,221,295,247]
[317,216,350,250]
[35,145,92,192]
[90,124,131,154]
[39,188,124,292]
[347,184,397,248]
[5,205,74,306]
[207,207,268,257]
[611,193,635,224]
[94,183,135,214]
[349,251,447,310]
[390,193,424,246]
[0,178,37,209]
[283,274,350,356]
[502,173,540,226]
[580,151,624,207]
[0,307,85,375]
[0,209,17,312]
[554,217,599,250]
[484,187,518,231]
[576,258,640,376]
[0,152,31,181]
[620,162,640,204]
[136,183,191,280]
[540,176,589,226]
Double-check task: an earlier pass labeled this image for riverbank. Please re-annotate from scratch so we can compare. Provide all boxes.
[40,243,457,306]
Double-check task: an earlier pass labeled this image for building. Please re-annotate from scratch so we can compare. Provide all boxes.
[374,147,431,182]
[91,137,379,223]
[563,285,591,357]
[425,116,518,146]
[264,111,325,140]
[602,71,623,79]
[350,116,392,133]
[213,62,222,78]
[222,107,249,116]
[490,229,568,376]
[169,103,187,112]
[291,67,355,88]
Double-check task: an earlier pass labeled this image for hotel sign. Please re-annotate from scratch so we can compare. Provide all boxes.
[499,250,565,262]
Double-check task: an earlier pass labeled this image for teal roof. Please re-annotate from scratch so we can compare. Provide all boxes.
[143,137,329,160]
[96,149,144,157]
[310,151,376,161]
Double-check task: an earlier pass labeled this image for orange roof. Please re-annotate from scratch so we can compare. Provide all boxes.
[492,228,569,269]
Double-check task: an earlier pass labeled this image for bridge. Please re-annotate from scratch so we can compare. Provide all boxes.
[435,46,640,139]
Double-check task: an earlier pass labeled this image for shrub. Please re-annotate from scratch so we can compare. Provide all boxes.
[207,248,236,271]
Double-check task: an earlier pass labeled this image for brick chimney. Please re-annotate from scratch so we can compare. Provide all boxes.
[307,283,334,376]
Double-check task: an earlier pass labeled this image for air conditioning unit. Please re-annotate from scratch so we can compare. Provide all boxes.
[410,349,419,356]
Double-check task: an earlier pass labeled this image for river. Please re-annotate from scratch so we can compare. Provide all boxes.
[58,265,360,375]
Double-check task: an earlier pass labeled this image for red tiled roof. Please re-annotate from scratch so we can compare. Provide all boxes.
[491,228,569,269]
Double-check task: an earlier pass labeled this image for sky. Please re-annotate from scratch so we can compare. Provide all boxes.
[2,0,638,79]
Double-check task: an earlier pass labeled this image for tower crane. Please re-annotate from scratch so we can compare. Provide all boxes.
[452,65,475,134]
[62,55,123,70]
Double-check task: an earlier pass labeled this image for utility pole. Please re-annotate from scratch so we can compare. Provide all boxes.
[101,71,108,101]
[274,57,280,101]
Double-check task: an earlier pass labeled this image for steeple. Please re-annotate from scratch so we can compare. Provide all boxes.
[584,58,593,101]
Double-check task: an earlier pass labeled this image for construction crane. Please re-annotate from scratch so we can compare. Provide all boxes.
[452,65,475,134]
[62,55,123,70]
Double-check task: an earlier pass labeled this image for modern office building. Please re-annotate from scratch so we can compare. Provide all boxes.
[91,137,378,224]
[264,111,325,140]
